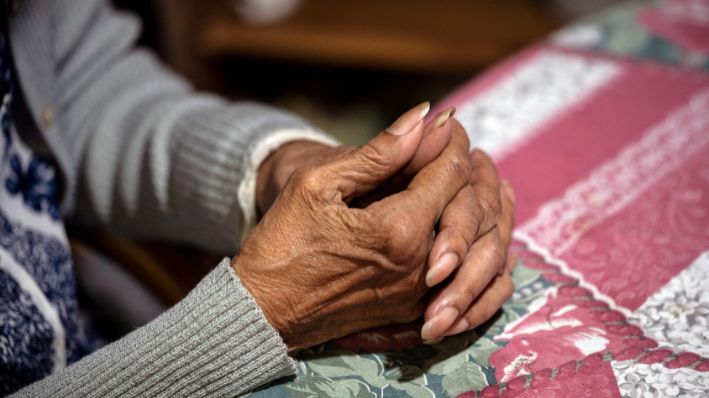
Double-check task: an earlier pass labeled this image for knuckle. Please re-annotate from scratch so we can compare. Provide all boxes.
[504,197,516,230]
[470,148,495,169]
[480,238,506,274]
[388,237,426,268]
[445,155,474,185]
[358,142,390,172]
[467,203,486,234]
[454,279,476,304]
[291,167,323,193]
[477,188,502,225]
[392,213,418,242]
[493,246,508,273]
[446,227,472,255]
[388,236,426,268]
[451,121,471,148]
[463,282,481,304]
[509,205,516,228]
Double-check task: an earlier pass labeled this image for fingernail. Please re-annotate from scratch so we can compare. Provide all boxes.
[431,107,456,129]
[424,336,444,345]
[421,306,459,341]
[502,180,515,204]
[426,252,458,287]
[446,318,470,336]
[389,101,430,136]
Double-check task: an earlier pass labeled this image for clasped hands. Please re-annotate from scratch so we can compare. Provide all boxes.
[234,103,516,351]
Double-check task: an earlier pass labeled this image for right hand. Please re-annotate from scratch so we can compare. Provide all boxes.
[233,103,475,351]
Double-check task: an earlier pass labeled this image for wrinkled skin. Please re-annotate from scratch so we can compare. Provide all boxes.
[238,105,516,350]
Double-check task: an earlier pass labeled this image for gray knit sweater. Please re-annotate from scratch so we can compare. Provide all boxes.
[9,0,336,396]
[16,260,297,397]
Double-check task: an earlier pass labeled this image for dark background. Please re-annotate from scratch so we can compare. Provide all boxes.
[111,0,627,145]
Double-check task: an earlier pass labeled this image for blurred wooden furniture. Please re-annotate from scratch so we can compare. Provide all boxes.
[71,231,221,306]
[156,0,560,89]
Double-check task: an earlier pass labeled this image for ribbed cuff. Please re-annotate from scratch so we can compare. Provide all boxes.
[16,258,296,398]
[237,128,339,241]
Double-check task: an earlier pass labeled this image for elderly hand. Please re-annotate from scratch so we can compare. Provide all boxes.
[234,104,475,351]
[255,105,517,346]
[349,120,518,344]
[255,103,456,215]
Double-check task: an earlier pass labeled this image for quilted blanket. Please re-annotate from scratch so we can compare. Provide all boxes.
[248,39,709,398]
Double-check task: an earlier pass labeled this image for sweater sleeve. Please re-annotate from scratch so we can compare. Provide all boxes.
[12,258,296,398]
[51,0,337,253]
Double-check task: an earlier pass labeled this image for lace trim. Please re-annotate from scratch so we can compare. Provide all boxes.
[629,251,709,358]
[520,88,709,255]
[613,361,709,397]
[470,238,709,397]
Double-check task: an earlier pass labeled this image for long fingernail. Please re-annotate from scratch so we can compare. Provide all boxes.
[421,306,459,341]
[446,318,470,336]
[389,102,430,136]
[426,252,458,287]
[431,107,456,129]
[502,180,515,205]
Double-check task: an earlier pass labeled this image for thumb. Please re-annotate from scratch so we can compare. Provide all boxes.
[323,102,430,201]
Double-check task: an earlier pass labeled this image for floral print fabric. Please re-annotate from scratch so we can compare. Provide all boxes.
[0,26,93,396]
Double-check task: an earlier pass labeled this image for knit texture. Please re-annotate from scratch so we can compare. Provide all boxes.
[12,259,297,398]
[6,0,337,394]
[10,0,336,254]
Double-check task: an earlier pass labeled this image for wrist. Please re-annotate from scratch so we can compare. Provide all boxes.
[231,256,287,334]
[231,254,307,352]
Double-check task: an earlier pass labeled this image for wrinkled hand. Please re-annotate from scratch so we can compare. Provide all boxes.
[255,104,456,215]
[415,120,516,343]
[255,105,517,346]
[347,119,518,344]
[234,104,475,351]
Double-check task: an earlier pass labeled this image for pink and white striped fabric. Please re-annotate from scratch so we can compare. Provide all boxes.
[436,44,709,397]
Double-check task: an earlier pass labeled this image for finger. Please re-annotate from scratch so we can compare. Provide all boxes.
[498,180,516,258]
[425,150,503,287]
[424,256,517,344]
[351,107,455,208]
[402,107,456,175]
[467,149,503,236]
[371,119,472,230]
[425,152,503,287]
[443,270,516,337]
[320,102,430,201]
[420,230,502,341]
[424,185,476,287]
[426,182,516,315]
[421,183,515,341]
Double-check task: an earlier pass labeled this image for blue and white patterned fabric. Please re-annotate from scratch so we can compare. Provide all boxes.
[0,26,93,396]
